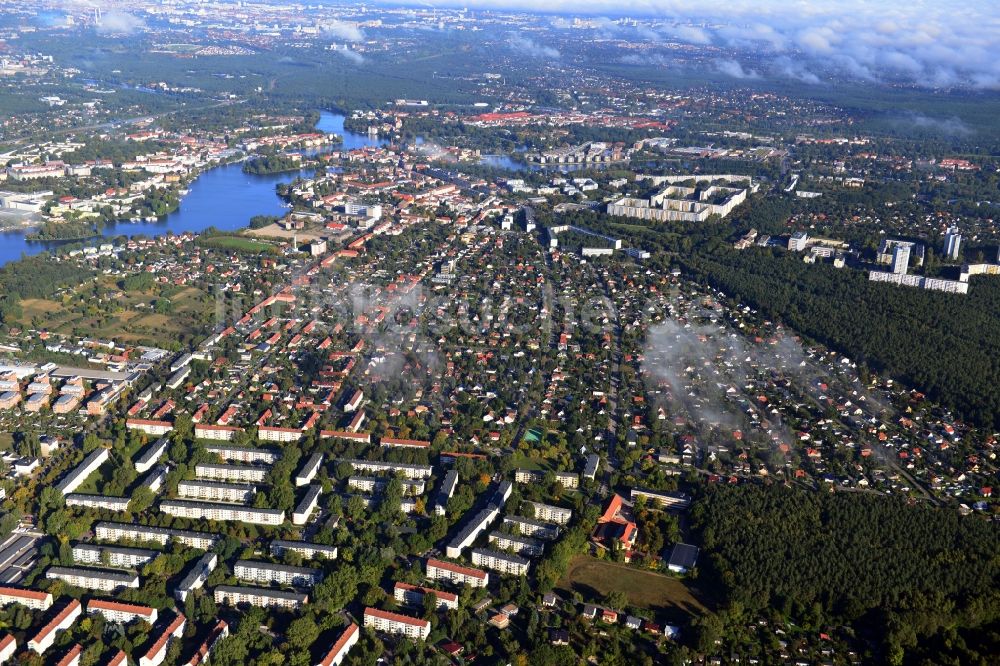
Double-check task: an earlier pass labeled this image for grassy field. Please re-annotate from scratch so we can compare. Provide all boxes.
[197,234,278,254]
[16,279,212,347]
[557,555,710,618]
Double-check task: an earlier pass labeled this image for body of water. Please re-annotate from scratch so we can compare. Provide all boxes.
[0,111,384,268]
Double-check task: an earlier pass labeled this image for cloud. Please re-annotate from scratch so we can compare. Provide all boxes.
[334,48,365,65]
[376,0,1000,90]
[714,59,759,79]
[895,111,973,136]
[507,33,560,59]
[773,56,821,84]
[323,20,366,43]
[96,9,146,35]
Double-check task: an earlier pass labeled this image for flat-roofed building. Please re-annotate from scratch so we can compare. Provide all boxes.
[270,540,338,561]
[393,582,458,610]
[434,469,458,516]
[426,558,489,588]
[295,453,323,487]
[363,607,430,640]
[348,476,425,495]
[175,553,217,603]
[195,463,268,483]
[72,543,158,569]
[337,459,432,479]
[214,585,307,609]
[28,599,82,653]
[86,599,157,625]
[193,424,242,441]
[160,500,285,526]
[488,531,544,557]
[139,612,185,666]
[95,522,218,550]
[629,488,691,510]
[315,622,359,666]
[446,505,499,558]
[257,427,302,443]
[45,566,139,592]
[380,437,430,449]
[513,469,579,489]
[134,438,168,474]
[292,485,322,526]
[205,445,279,465]
[0,585,52,610]
[471,548,530,576]
[56,448,109,495]
[139,464,168,493]
[180,619,228,666]
[177,480,256,504]
[502,515,561,540]
[583,454,600,481]
[65,494,130,512]
[523,501,572,525]
[233,560,322,587]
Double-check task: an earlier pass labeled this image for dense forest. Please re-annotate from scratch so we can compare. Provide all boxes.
[682,246,1000,428]
[691,484,1000,665]
[0,255,95,326]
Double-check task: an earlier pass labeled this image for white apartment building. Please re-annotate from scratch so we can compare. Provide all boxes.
[177,480,256,504]
[488,531,544,557]
[503,515,561,540]
[86,599,157,625]
[65,494,130,512]
[125,419,174,437]
[214,585,307,609]
[134,438,168,474]
[295,452,323,487]
[434,469,458,516]
[446,506,500,558]
[181,619,228,666]
[393,582,459,610]
[523,501,573,525]
[193,424,242,441]
[426,558,489,588]
[338,459,432,479]
[139,612,185,666]
[270,540,338,561]
[0,634,15,664]
[257,426,303,443]
[363,607,430,640]
[0,586,52,610]
[56,448,110,495]
[347,476,426,495]
[471,548,530,576]
[233,560,322,587]
[160,500,285,526]
[175,553,217,603]
[205,444,279,464]
[292,485,322,526]
[72,544,158,569]
[28,599,82,653]
[45,566,139,592]
[315,622,358,666]
[513,469,579,489]
[629,488,691,510]
[195,463,268,483]
[95,522,219,550]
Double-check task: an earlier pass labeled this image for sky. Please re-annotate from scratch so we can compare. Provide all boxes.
[386,0,1000,89]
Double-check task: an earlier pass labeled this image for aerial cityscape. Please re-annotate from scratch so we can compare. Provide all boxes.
[0,0,996,664]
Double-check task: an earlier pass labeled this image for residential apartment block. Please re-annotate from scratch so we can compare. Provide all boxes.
[488,531,544,557]
[338,459,432,479]
[315,622,359,666]
[95,522,219,550]
[195,463,268,483]
[86,599,157,625]
[425,558,489,588]
[160,500,285,526]
[233,560,323,587]
[28,599,82,653]
[523,501,573,525]
[471,548,530,576]
[363,607,430,640]
[0,586,52,611]
[393,582,459,610]
[177,480,256,504]
[214,585,307,609]
[45,566,139,592]
[175,553,218,603]
[56,448,109,495]
[72,543,158,569]
[269,540,338,561]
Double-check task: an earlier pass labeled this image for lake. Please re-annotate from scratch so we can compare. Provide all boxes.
[0,111,386,268]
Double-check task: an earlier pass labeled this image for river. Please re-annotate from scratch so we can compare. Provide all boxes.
[0,111,387,268]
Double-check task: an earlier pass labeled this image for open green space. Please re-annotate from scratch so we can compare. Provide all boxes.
[557,555,709,618]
